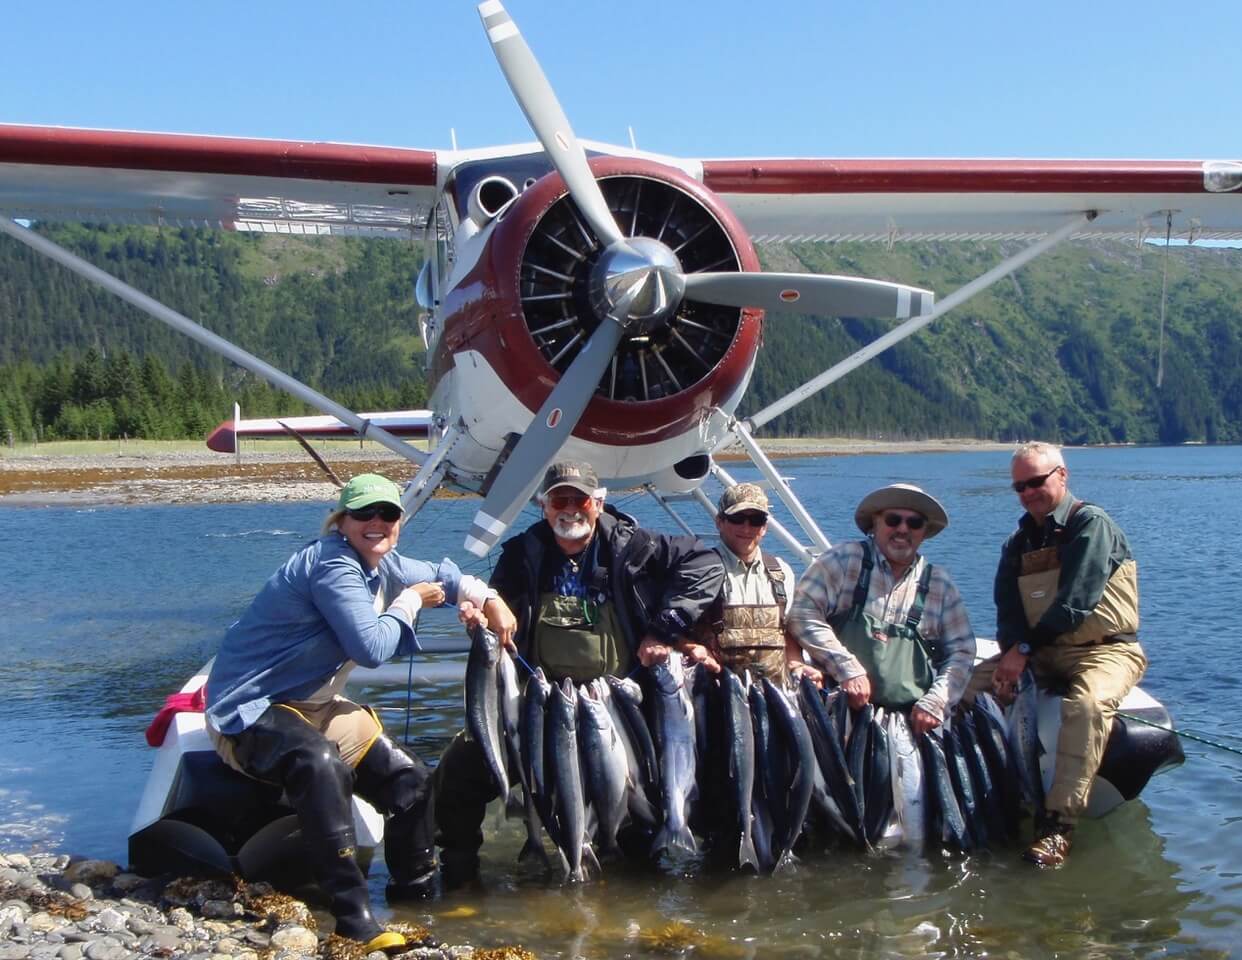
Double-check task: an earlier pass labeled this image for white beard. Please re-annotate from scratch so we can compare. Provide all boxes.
[552,514,592,541]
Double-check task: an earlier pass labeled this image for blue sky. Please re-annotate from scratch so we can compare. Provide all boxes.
[5,0,1239,160]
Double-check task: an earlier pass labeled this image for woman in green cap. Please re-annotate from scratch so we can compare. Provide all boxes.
[205,473,497,952]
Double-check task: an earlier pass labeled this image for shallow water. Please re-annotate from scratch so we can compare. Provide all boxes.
[1,445,1239,958]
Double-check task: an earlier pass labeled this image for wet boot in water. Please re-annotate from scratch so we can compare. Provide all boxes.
[354,735,440,901]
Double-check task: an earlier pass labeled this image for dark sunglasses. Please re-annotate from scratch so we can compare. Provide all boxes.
[883,512,926,530]
[723,512,768,528]
[547,492,592,511]
[346,503,403,523]
[1011,468,1061,493]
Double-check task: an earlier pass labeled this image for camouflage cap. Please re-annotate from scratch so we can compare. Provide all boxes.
[718,482,770,516]
[539,460,601,497]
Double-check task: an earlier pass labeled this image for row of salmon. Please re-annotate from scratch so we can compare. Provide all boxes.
[464,624,1041,878]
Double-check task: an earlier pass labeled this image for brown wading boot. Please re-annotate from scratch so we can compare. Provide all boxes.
[1023,815,1073,867]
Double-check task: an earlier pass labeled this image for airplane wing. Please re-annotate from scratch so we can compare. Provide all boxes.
[5,124,1240,242]
[701,157,1242,242]
[0,123,440,236]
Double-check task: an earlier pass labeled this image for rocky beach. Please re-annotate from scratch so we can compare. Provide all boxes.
[0,851,532,960]
[0,438,1010,507]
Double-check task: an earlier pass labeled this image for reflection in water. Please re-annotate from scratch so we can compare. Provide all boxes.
[382,796,1194,959]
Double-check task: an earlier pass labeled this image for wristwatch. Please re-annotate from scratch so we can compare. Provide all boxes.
[1017,641,1032,656]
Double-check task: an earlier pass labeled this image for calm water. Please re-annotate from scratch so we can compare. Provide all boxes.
[1,446,1240,958]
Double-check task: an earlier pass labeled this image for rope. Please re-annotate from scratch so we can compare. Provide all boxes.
[1117,710,1242,758]
[403,608,420,744]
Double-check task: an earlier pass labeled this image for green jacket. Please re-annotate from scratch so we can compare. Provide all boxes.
[994,492,1134,651]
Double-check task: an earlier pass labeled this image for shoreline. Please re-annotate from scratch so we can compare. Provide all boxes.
[0,849,496,960]
[0,438,1012,507]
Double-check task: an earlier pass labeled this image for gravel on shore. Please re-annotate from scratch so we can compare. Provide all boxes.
[0,850,529,960]
[0,439,1012,508]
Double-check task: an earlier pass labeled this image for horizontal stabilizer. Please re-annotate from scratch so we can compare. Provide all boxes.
[206,410,433,452]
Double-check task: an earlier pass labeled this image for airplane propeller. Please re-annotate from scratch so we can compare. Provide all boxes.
[478,0,626,251]
[466,0,934,556]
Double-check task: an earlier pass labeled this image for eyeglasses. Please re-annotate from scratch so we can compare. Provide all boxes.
[346,503,403,523]
[1011,468,1061,493]
[723,512,768,528]
[547,492,593,511]
[883,512,926,531]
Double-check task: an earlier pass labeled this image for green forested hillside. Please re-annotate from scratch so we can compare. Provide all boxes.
[1,224,1239,444]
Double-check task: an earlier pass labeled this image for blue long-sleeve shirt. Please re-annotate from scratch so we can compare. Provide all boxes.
[206,533,465,735]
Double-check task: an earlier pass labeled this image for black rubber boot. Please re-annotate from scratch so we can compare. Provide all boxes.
[305,828,398,946]
[230,707,404,951]
[432,731,496,888]
[354,734,440,901]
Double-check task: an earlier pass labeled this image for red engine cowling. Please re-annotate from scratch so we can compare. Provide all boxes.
[431,155,763,447]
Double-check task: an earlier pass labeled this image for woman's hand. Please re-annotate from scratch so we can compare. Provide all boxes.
[411,581,446,607]
[458,600,489,632]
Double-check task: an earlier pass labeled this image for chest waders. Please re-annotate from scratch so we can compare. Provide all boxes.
[1017,500,1140,645]
[699,552,789,683]
[829,542,935,711]
[532,591,631,684]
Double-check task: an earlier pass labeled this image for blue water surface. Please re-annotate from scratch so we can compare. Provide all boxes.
[1,445,1239,958]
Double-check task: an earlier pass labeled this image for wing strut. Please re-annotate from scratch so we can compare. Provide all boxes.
[0,218,427,468]
[722,425,831,555]
[738,213,1095,434]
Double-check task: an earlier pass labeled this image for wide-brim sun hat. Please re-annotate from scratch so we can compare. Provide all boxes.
[854,483,948,538]
[337,473,403,511]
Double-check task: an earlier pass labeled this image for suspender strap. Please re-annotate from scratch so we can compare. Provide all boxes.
[905,561,934,630]
[850,541,874,617]
[760,550,787,629]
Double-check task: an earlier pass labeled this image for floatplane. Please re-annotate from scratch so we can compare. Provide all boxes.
[2,0,1235,881]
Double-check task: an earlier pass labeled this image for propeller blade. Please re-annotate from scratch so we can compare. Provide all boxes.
[478,0,624,249]
[465,316,627,557]
[683,272,934,319]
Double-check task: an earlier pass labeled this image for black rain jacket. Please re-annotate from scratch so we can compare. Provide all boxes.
[489,504,725,663]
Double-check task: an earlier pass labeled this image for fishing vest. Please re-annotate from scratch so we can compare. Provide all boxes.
[694,551,789,683]
[1018,500,1140,645]
[531,555,631,684]
[828,541,935,711]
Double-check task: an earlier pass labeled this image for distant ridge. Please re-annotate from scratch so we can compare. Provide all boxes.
[2,224,1239,445]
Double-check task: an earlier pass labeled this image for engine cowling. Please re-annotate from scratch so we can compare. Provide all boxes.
[434,155,763,448]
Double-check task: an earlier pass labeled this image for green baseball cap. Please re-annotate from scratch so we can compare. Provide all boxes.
[337,473,403,512]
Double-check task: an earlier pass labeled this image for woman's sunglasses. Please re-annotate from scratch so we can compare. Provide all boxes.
[346,504,403,523]
[1011,468,1060,493]
[883,512,926,530]
[723,512,768,528]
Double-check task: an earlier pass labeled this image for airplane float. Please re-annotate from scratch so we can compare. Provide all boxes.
[1,0,1225,882]
[2,1,1240,562]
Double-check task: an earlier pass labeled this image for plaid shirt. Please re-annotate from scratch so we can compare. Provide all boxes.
[788,538,976,722]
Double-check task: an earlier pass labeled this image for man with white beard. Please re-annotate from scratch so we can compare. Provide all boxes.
[433,460,724,885]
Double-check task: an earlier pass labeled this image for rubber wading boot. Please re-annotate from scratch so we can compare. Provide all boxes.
[229,709,406,951]
[1023,816,1074,867]
[307,829,407,952]
[353,735,441,901]
[439,849,481,891]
